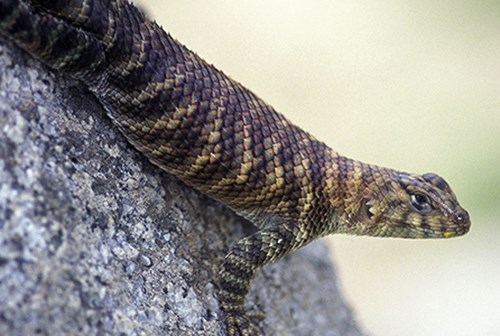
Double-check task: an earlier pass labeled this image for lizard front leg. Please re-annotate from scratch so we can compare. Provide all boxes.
[219,221,313,336]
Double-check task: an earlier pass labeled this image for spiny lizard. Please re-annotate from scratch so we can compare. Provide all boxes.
[0,0,471,335]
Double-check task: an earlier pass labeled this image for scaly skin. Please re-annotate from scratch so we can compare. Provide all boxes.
[0,1,471,335]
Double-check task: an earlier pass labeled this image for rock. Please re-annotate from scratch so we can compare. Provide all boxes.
[0,36,363,336]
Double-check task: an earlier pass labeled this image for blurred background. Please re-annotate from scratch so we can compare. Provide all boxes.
[136,1,499,335]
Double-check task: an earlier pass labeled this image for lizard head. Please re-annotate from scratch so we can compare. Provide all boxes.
[341,168,470,238]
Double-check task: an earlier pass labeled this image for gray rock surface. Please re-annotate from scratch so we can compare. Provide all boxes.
[0,37,363,336]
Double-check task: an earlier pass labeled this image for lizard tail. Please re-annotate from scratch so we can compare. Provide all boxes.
[30,0,147,60]
[0,0,106,83]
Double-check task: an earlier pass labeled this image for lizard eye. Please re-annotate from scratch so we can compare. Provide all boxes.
[410,192,433,214]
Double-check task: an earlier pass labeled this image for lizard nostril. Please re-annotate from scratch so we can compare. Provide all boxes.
[456,210,470,226]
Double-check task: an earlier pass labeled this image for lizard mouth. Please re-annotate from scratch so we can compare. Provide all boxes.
[443,220,471,237]
[413,225,469,238]
[363,196,471,239]
[426,209,471,238]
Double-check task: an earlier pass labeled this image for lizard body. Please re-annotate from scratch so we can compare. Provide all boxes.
[0,1,470,335]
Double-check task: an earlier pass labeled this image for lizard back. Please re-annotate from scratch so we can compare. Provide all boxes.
[3,0,338,228]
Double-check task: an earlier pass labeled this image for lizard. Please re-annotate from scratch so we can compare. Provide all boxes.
[0,0,471,335]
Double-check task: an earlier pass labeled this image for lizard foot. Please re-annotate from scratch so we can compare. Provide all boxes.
[225,308,264,336]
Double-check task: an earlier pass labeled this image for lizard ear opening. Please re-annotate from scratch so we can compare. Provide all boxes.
[359,198,376,222]
[365,202,374,220]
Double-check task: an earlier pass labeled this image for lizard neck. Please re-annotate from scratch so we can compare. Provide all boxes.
[320,154,389,236]
[323,155,408,237]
